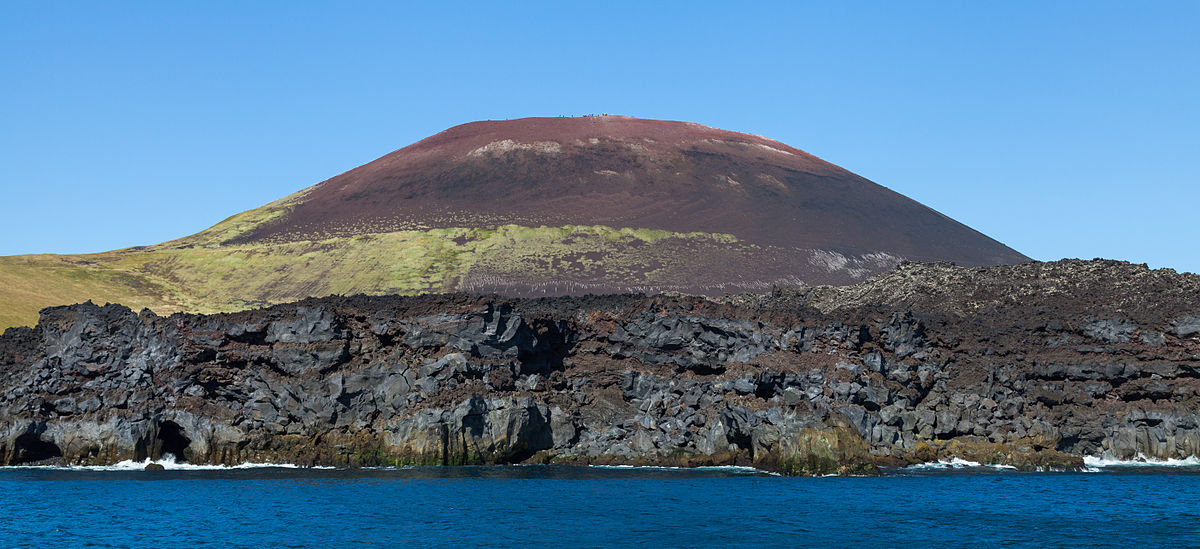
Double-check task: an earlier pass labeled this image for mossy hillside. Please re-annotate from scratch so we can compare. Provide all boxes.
[0,224,743,330]
[0,254,184,331]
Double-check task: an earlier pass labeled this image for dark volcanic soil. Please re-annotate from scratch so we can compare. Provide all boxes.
[232,116,1028,266]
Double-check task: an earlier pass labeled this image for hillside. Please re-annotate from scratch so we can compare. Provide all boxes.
[0,116,1028,329]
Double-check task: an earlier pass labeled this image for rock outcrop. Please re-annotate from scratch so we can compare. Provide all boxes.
[1,259,1197,474]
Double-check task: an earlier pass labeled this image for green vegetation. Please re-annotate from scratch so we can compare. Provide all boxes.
[0,224,743,330]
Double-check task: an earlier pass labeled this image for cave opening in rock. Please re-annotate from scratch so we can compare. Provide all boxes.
[156,421,191,462]
[13,433,62,464]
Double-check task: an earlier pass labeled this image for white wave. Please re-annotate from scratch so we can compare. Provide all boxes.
[1022,465,1083,473]
[908,457,980,469]
[907,457,1017,470]
[1,454,333,471]
[695,465,771,473]
[588,464,777,475]
[1083,454,1200,468]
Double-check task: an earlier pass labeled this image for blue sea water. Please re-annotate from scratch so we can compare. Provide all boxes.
[2,463,1199,548]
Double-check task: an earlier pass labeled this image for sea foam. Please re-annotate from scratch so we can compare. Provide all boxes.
[1082,454,1200,468]
[1,454,329,471]
[588,464,777,475]
[907,457,1018,470]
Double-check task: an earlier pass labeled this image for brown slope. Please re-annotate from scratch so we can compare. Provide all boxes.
[230,116,1026,265]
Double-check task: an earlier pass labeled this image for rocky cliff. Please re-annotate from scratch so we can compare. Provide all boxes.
[1,259,1197,475]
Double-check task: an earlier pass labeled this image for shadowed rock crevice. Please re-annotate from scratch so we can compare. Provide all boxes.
[154,420,191,462]
[12,433,62,464]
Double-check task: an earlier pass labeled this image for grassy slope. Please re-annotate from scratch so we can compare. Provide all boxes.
[0,254,184,330]
[0,221,743,330]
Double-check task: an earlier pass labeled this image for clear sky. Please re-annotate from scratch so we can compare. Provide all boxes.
[2,2,1197,273]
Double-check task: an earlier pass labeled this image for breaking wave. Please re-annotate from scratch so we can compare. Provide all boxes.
[589,464,777,475]
[907,457,1018,470]
[1083,454,1200,468]
[1,454,330,471]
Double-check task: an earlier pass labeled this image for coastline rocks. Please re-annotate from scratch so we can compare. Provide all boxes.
[383,397,554,465]
[1,259,1199,474]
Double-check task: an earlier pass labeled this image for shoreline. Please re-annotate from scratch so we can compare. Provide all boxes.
[4,454,1198,475]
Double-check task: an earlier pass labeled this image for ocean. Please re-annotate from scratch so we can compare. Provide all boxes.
[2,459,1198,548]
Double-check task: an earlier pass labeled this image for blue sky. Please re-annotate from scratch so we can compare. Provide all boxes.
[2,2,1197,273]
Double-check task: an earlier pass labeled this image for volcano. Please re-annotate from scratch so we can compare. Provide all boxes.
[0,116,1028,329]
[232,116,1024,264]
